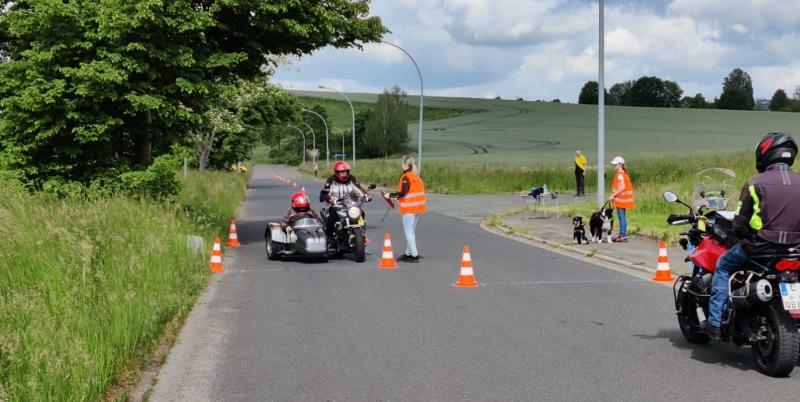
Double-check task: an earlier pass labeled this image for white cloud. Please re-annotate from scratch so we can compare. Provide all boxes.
[749,64,800,97]
[605,28,643,56]
[272,0,800,102]
[731,23,748,34]
[362,42,407,64]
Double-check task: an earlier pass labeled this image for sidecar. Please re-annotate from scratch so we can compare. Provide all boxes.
[265,218,327,260]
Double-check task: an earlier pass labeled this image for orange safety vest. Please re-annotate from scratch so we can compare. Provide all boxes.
[612,170,635,209]
[398,172,427,214]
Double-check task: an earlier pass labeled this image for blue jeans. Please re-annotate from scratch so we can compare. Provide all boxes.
[617,208,627,237]
[708,243,748,327]
[402,213,420,257]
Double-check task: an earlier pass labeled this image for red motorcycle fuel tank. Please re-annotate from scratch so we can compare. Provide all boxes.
[690,237,728,273]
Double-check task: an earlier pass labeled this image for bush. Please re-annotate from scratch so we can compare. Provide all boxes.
[119,155,182,199]
[40,178,88,198]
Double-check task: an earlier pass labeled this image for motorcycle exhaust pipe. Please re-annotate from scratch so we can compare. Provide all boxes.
[731,279,773,308]
[696,306,707,323]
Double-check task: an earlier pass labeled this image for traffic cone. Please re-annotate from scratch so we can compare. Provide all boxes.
[226,219,241,247]
[293,182,297,187]
[210,236,224,273]
[378,233,398,269]
[653,240,674,282]
[301,186,306,193]
[453,246,479,288]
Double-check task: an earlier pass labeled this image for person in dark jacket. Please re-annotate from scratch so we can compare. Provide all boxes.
[281,192,322,231]
[704,132,800,338]
[319,161,371,237]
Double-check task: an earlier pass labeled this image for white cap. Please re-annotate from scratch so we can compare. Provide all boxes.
[609,156,625,165]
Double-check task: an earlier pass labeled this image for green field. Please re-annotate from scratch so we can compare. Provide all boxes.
[296,96,474,130]
[290,90,800,164]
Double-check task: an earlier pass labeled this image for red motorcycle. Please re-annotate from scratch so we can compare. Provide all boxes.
[665,184,800,377]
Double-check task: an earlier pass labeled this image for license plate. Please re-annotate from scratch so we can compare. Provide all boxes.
[779,283,800,311]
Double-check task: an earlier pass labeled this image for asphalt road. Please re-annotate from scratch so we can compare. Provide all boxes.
[151,165,798,401]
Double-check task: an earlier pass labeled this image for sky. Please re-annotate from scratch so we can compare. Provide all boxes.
[273,0,800,103]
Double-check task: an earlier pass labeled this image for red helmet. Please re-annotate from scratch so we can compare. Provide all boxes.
[290,192,310,211]
[333,160,350,182]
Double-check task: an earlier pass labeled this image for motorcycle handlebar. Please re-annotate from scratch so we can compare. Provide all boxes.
[667,214,695,225]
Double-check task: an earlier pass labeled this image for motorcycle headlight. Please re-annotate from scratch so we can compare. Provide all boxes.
[347,206,361,219]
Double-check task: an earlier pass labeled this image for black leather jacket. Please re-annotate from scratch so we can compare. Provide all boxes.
[734,164,800,254]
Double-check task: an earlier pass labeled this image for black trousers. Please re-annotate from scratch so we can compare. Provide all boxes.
[575,170,585,196]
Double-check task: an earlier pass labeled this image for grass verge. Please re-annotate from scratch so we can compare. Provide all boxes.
[0,171,248,401]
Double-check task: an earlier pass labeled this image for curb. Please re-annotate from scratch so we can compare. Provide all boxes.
[481,222,656,277]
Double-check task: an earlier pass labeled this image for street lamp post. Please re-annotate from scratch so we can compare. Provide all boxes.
[302,109,330,167]
[300,122,316,164]
[597,0,606,208]
[286,124,306,165]
[319,85,356,167]
[381,41,424,173]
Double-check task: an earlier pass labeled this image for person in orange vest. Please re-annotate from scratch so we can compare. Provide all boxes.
[608,156,634,242]
[385,155,427,263]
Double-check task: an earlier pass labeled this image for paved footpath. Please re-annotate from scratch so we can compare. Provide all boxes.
[149,165,798,401]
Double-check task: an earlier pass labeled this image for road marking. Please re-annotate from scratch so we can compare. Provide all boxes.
[480,279,644,286]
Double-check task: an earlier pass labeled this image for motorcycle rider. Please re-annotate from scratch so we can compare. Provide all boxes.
[704,132,800,338]
[319,161,371,237]
[280,192,322,232]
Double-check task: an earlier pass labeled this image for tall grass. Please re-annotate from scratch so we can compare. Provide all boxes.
[0,171,247,401]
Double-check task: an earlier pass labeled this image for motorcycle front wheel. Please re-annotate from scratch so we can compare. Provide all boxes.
[353,227,366,263]
[750,301,800,377]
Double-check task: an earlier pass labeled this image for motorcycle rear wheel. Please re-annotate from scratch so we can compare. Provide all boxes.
[676,289,711,344]
[750,302,799,377]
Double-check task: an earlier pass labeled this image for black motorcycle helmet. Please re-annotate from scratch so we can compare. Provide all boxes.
[755,132,797,172]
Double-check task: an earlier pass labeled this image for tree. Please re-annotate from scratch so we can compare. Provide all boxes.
[353,109,372,158]
[608,81,633,106]
[0,0,387,185]
[629,76,664,107]
[688,93,708,109]
[662,80,683,108]
[718,68,755,110]
[211,81,297,168]
[363,86,409,158]
[578,81,608,105]
[770,89,790,111]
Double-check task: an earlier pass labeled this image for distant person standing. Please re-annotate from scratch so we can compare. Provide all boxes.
[385,155,427,263]
[608,156,634,242]
[574,150,587,196]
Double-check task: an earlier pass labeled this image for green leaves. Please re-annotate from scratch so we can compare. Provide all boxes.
[0,0,386,185]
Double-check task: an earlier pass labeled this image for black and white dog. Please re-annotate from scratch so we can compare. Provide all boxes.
[572,216,589,245]
[589,206,614,243]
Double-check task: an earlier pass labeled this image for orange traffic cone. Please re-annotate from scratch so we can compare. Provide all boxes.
[653,240,674,282]
[453,246,479,288]
[210,236,224,273]
[226,219,241,247]
[378,233,398,269]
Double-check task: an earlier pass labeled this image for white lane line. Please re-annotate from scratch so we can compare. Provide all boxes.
[480,279,645,286]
